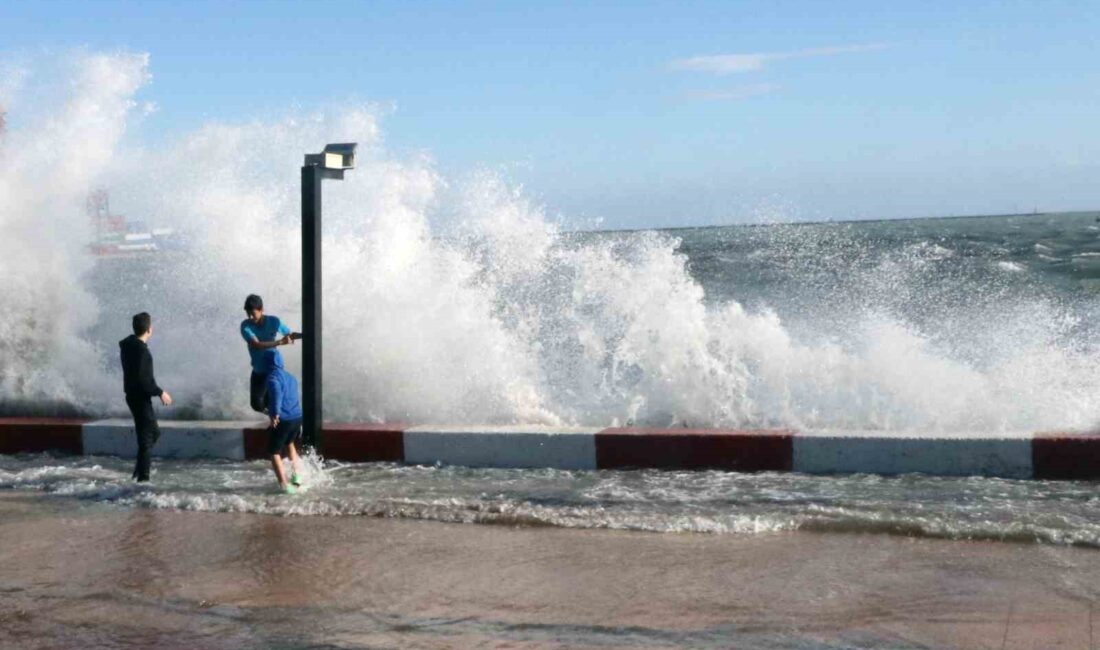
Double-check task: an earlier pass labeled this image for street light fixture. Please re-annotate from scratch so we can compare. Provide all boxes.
[304,142,357,175]
[301,142,357,449]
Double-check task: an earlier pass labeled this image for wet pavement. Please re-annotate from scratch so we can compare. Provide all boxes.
[1,491,1098,648]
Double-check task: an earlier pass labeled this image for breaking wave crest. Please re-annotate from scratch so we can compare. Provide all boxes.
[2,51,1099,433]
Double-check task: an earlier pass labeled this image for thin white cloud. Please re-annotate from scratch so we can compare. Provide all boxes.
[671,43,887,75]
[683,83,781,102]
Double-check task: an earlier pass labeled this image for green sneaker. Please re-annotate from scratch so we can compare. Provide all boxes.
[290,473,302,487]
[283,484,298,495]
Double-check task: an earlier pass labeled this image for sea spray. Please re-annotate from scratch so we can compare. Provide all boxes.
[2,50,1100,432]
[0,52,150,414]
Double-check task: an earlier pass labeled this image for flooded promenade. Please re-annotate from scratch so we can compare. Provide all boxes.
[1,491,1096,649]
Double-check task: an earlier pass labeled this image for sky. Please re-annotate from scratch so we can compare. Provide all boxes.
[1,0,1098,229]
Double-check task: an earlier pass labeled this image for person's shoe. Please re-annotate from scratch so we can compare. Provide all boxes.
[290,473,302,487]
[283,483,297,495]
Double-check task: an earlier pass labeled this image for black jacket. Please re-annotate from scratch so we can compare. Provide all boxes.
[119,335,163,399]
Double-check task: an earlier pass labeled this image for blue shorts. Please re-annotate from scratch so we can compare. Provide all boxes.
[267,417,303,455]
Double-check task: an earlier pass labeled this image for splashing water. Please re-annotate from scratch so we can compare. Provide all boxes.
[5,453,1100,547]
[2,51,1100,432]
[0,53,150,413]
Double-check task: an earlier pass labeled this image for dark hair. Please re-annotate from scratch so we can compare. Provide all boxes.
[132,312,152,336]
[244,294,263,312]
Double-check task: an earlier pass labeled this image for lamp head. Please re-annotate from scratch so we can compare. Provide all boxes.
[305,142,357,171]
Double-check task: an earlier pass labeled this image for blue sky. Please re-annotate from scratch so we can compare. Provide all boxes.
[2,0,1098,229]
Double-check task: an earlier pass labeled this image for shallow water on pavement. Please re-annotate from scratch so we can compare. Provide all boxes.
[1,491,1098,649]
[4,452,1100,547]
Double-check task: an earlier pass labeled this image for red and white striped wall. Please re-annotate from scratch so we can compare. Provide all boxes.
[1,418,1098,480]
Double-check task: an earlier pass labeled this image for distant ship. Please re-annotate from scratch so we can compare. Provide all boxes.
[5,115,178,257]
[87,189,186,256]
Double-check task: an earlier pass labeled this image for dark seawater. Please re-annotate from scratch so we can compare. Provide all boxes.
[677,212,1100,341]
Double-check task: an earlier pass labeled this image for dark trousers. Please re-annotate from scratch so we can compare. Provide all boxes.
[125,395,161,482]
[250,371,268,413]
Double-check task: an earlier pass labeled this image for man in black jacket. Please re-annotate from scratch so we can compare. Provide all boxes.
[119,312,173,482]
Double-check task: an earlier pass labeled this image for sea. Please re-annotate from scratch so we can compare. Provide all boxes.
[4,211,1100,545]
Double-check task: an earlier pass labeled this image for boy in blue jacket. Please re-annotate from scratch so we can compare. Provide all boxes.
[259,350,305,493]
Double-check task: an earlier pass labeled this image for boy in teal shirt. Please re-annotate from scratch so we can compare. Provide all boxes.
[240,294,301,413]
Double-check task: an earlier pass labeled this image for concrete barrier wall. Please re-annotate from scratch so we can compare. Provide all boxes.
[792,430,1034,479]
[82,419,255,461]
[405,425,600,470]
[1032,431,1100,480]
[597,428,793,471]
[0,418,84,455]
[2,418,1099,480]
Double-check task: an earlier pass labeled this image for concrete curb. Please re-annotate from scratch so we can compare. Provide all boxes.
[597,427,794,471]
[0,418,84,455]
[1,418,1099,479]
[792,430,1035,479]
[406,425,600,470]
[1032,431,1100,480]
[83,419,258,461]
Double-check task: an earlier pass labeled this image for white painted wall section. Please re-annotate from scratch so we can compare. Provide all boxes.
[404,426,599,470]
[82,419,251,460]
[793,430,1034,478]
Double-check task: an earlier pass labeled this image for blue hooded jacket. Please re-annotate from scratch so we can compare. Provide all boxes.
[260,350,303,421]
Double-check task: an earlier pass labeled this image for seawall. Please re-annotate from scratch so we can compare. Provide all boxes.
[1,418,1097,479]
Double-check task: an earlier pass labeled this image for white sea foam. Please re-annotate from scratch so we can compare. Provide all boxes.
[2,51,1100,432]
[5,455,1100,544]
[0,52,149,413]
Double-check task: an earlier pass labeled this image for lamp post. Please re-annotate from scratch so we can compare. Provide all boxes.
[301,142,357,449]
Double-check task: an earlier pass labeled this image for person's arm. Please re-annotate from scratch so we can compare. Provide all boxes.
[277,320,302,343]
[267,377,283,426]
[242,321,289,350]
[248,337,289,350]
[139,348,162,397]
[140,348,170,405]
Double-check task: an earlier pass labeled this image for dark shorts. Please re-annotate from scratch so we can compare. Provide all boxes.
[250,371,268,414]
[267,417,303,455]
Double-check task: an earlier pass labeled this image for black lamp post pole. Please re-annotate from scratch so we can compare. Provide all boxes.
[301,164,323,449]
[300,143,354,451]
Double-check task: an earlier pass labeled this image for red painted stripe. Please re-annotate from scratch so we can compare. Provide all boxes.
[1032,431,1100,480]
[595,427,793,471]
[321,424,405,463]
[242,426,271,460]
[0,417,87,455]
[243,423,406,462]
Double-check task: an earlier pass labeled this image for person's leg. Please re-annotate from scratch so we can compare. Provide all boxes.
[135,430,151,482]
[267,419,293,489]
[145,412,161,480]
[126,397,143,480]
[150,414,160,448]
[130,398,156,482]
[249,371,268,414]
[286,442,303,483]
[270,452,289,487]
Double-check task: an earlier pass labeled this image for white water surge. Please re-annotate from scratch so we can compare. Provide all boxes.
[2,51,1099,432]
[5,453,1100,547]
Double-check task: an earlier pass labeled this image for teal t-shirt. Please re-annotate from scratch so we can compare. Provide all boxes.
[240,316,291,372]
